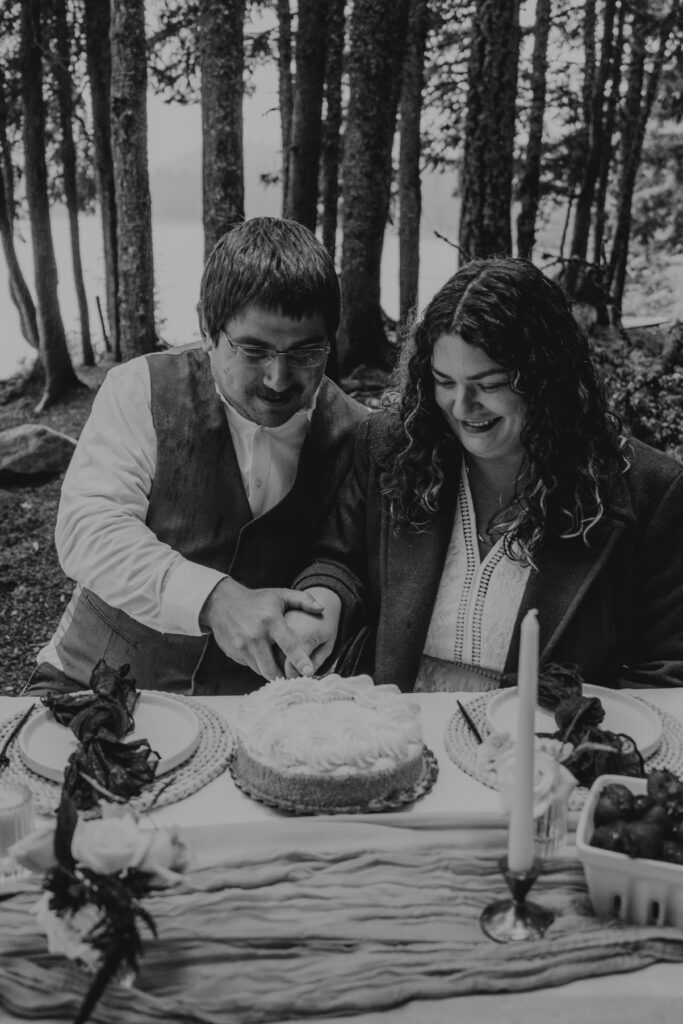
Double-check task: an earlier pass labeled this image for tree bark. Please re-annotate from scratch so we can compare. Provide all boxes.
[458,0,520,261]
[0,66,38,351]
[564,0,617,295]
[277,0,293,218]
[52,0,94,366]
[285,0,329,228]
[20,0,79,410]
[320,0,345,259]
[198,0,245,258]
[398,0,429,327]
[593,1,626,267]
[516,0,551,260]
[84,0,118,358]
[608,5,676,316]
[338,0,410,373]
[110,0,157,359]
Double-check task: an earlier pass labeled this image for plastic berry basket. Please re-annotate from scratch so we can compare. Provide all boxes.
[575,773,683,928]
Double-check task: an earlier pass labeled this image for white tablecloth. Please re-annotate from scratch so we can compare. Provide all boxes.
[2,689,683,1022]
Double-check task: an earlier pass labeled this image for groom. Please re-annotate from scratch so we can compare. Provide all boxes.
[27,218,367,695]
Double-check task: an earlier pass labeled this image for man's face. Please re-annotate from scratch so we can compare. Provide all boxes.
[204,304,329,427]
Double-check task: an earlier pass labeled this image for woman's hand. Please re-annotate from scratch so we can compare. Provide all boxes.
[282,587,342,677]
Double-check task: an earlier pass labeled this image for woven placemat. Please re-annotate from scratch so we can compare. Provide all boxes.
[444,692,683,811]
[0,696,234,818]
[229,745,439,816]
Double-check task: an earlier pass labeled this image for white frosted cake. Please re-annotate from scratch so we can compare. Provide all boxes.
[231,674,425,811]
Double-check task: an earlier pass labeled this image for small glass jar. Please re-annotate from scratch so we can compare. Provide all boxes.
[497,750,576,860]
[534,784,573,857]
[0,783,35,881]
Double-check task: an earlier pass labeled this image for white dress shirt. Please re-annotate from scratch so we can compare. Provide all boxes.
[39,356,313,669]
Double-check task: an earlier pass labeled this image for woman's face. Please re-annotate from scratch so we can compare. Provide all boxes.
[431,333,526,469]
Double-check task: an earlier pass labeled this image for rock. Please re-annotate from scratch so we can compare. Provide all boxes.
[0,424,76,483]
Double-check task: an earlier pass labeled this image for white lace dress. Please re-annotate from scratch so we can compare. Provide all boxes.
[415,470,530,692]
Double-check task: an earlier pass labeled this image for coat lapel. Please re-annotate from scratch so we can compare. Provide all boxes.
[381,455,461,690]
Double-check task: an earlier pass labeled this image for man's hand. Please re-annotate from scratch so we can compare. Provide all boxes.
[200,577,325,680]
[282,587,342,678]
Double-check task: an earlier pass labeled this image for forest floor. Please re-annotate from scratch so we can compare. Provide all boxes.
[0,364,110,694]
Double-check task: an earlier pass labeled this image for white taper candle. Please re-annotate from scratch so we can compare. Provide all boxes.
[507,608,539,873]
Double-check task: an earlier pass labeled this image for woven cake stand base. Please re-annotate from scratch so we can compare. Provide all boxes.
[444,692,683,811]
[229,745,439,816]
[0,695,234,817]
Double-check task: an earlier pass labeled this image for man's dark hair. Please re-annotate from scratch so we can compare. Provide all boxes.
[198,217,341,340]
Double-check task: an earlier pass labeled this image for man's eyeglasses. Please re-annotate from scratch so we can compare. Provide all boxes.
[220,331,330,368]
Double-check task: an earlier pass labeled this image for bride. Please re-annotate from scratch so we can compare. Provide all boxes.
[284,257,683,692]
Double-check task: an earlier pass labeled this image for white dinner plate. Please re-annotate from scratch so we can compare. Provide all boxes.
[486,684,662,759]
[19,692,201,784]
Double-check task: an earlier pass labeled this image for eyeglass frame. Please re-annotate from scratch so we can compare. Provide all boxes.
[219,329,330,369]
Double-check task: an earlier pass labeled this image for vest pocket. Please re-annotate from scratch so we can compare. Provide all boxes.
[83,590,142,648]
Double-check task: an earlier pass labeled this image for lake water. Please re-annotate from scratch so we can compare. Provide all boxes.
[4,210,677,381]
[0,213,461,380]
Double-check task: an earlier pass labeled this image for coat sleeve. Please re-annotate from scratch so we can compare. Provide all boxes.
[620,466,683,687]
[293,416,376,645]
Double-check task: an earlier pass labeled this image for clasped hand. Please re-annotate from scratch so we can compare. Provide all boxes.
[200,578,339,680]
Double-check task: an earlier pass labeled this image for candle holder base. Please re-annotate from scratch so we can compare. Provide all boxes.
[480,857,554,943]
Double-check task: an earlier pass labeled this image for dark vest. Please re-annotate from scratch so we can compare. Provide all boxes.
[51,346,367,694]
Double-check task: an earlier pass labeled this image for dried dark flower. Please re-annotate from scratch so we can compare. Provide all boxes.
[536,662,584,711]
[42,660,159,810]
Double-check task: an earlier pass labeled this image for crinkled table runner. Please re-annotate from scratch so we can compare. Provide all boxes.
[1,819,683,1024]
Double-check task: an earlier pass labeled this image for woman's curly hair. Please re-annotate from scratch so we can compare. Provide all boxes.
[381,257,630,562]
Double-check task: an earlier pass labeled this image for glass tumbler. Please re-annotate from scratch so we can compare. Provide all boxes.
[0,783,35,881]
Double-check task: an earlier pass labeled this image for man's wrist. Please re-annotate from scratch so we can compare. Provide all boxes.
[199,575,240,631]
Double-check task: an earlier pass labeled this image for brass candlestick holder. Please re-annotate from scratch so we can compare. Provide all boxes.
[480,856,554,942]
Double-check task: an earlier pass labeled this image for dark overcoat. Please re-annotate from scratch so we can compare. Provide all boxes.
[295,412,683,690]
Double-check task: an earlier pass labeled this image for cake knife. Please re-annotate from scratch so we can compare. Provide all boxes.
[457,699,483,744]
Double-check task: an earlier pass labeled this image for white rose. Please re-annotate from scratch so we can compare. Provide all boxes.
[71,812,141,875]
[35,893,103,970]
[129,826,188,876]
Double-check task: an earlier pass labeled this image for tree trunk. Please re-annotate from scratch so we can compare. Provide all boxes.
[52,0,94,366]
[84,0,119,359]
[608,5,676,316]
[285,0,329,228]
[320,0,345,259]
[277,0,293,218]
[516,0,551,260]
[398,0,429,327]
[110,0,156,359]
[0,68,38,351]
[458,0,520,261]
[20,0,79,410]
[564,0,617,295]
[338,0,410,373]
[593,0,626,267]
[199,0,245,258]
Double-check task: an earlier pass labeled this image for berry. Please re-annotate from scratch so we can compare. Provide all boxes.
[593,784,634,827]
[660,840,683,865]
[621,821,664,860]
[591,821,635,854]
[639,802,672,831]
